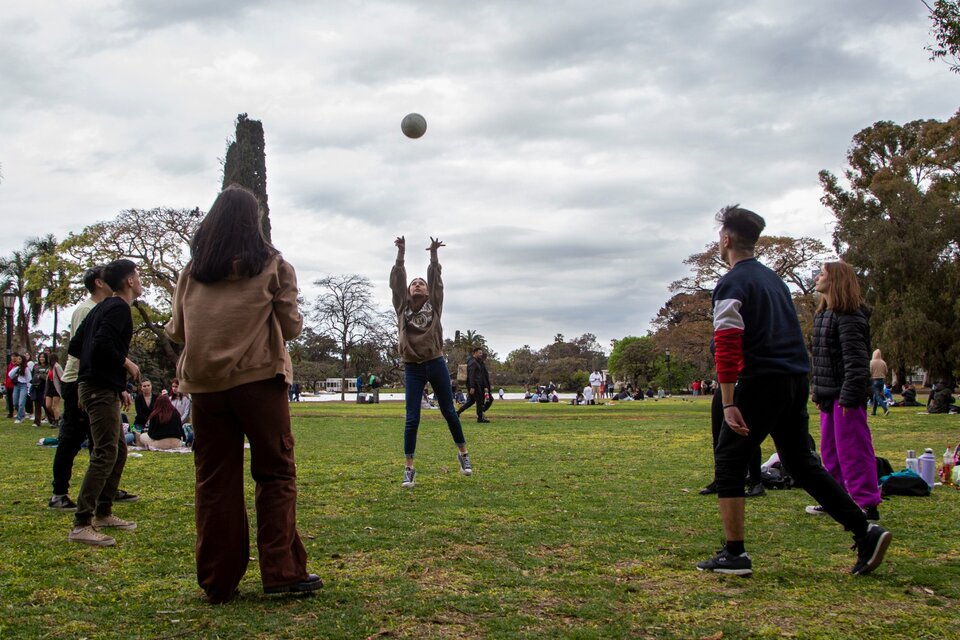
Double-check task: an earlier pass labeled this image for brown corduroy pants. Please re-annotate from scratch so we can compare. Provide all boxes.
[192,377,308,603]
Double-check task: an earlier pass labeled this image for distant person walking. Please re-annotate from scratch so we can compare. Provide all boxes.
[869,349,890,416]
[457,347,493,423]
[167,184,320,603]
[807,261,882,521]
[697,205,890,577]
[391,236,471,488]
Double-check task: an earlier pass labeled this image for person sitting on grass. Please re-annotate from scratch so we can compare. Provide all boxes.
[927,382,959,414]
[135,393,185,450]
[891,383,920,407]
[132,379,156,433]
[390,235,472,488]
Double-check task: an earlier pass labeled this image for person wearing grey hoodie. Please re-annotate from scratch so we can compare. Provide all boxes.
[390,236,472,488]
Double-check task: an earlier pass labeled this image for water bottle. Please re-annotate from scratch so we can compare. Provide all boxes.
[906,450,919,474]
[941,448,955,485]
[918,448,936,487]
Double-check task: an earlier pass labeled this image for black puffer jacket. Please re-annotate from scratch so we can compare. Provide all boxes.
[811,306,872,408]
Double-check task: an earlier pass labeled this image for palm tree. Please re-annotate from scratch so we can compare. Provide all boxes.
[25,235,79,351]
[0,248,38,354]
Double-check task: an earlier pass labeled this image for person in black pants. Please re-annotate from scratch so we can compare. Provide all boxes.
[49,267,138,512]
[700,390,764,497]
[696,205,891,577]
[457,347,493,423]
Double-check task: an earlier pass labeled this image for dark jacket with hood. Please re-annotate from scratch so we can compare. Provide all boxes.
[810,306,872,408]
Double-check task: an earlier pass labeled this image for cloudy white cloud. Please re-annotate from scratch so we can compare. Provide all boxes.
[1,0,956,357]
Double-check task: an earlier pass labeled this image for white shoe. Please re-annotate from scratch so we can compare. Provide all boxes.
[92,514,137,530]
[68,525,116,547]
[401,467,416,488]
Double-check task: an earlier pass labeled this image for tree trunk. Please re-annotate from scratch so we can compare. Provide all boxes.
[51,308,59,351]
[340,351,347,402]
[132,301,180,368]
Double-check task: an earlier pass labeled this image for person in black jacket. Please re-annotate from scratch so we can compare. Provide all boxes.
[66,258,142,547]
[456,347,493,423]
[807,261,882,521]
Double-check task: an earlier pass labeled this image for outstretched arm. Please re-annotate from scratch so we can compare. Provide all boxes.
[390,236,407,313]
[427,237,445,263]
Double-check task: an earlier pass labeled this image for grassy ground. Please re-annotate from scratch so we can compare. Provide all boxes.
[0,398,958,639]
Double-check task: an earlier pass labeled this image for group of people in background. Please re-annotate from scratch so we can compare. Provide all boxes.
[5,350,65,426]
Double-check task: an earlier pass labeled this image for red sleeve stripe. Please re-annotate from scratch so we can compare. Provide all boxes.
[714,327,744,383]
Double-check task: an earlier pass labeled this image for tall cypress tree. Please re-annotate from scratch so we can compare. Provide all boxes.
[222,113,271,241]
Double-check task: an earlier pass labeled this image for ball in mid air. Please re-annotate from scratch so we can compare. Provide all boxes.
[401,113,427,139]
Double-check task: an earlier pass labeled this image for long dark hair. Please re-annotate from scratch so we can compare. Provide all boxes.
[148,393,177,425]
[189,184,276,283]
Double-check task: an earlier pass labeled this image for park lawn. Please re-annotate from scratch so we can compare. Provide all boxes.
[0,399,958,639]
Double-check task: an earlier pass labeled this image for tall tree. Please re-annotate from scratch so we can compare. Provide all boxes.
[222,113,271,241]
[24,235,84,350]
[925,0,960,74]
[0,247,39,354]
[819,113,960,382]
[311,274,383,400]
[61,206,203,368]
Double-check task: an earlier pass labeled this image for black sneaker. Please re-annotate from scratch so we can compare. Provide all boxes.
[863,505,880,522]
[699,482,718,495]
[745,483,766,498]
[477,418,491,423]
[696,548,752,576]
[264,573,323,594]
[48,495,78,511]
[401,467,416,488]
[851,524,892,575]
[114,490,139,503]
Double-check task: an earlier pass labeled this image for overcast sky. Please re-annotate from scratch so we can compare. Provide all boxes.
[1,0,957,358]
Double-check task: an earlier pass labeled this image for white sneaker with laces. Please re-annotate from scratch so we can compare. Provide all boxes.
[92,514,137,530]
[68,525,116,547]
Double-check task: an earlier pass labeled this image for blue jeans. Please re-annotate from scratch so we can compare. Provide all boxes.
[12,382,29,421]
[870,379,887,415]
[403,357,465,457]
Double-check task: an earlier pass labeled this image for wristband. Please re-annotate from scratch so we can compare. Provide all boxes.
[723,404,736,409]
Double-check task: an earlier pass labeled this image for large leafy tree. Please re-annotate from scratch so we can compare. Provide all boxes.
[819,113,960,382]
[925,0,960,74]
[222,113,271,241]
[608,336,657,387]
[61,206,203,369]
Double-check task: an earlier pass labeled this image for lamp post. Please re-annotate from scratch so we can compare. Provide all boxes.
[2,291,15,366]
[665,348,671,398]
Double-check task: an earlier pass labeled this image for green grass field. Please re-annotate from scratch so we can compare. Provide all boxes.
[1,399,958,639]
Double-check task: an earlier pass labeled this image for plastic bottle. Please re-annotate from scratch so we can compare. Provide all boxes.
[941,448,955,485]
[906,450,919,474]
[918,448,937,487]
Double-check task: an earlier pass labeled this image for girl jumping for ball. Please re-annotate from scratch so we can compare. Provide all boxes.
[390,236,472,488]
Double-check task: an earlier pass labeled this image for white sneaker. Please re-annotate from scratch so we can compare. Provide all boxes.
[805,505,827,515]
[92,514,137,530]
[457,452,473,476]
[401,467,416,488]
[14,419,22,424]
[68,525,116,546]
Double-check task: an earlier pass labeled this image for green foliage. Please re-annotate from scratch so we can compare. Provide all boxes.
[223,113,271,241]
[501,334,606,389]
[819,112,960,380]
[1,401,958,638]
[925,0,960,74]
[608,335,657,386]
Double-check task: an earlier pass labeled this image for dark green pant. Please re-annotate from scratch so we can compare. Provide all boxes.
[75,383,127,526]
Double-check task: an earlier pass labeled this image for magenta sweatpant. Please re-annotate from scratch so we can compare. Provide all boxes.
[819,400,880,509]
